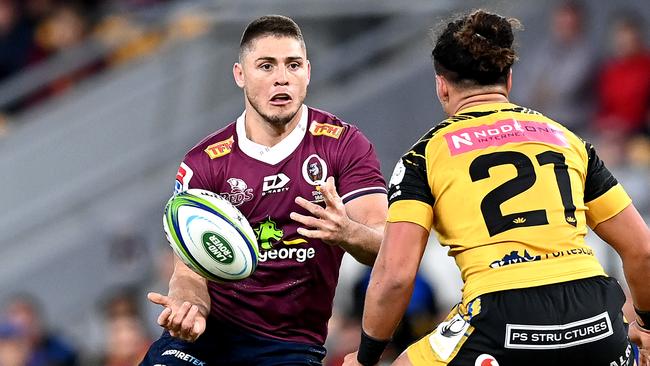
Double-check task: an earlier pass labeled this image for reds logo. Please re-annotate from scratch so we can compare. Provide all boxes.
[220,178,254,206]
[309,121,344,139]
[205,136,234,159]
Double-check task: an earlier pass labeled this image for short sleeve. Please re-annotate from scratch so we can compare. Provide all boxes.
[387,138,435,231]
[335,128,387,203]
[173,152,212,195]
[583,142,632,227]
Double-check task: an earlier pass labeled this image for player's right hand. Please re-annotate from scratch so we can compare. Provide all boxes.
[147,292,207,342]
[630,321,650,366]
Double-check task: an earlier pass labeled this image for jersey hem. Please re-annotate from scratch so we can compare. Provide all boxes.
[208,312,324,346]
[461,267,606,305]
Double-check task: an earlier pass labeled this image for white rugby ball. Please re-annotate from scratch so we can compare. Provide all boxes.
[163,188,259,282]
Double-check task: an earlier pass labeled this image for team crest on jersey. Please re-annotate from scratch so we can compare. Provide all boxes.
[475,354,499,366]
[204,136,234,159]
[302,154,328,202]
[302,154,328,185]
[309,121,344,139]
[219,178,253,206]
[174,162,193,194]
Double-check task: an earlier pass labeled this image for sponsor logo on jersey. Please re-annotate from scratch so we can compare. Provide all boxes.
[505,312,613,350]
[444,119,568,156]
[254,217,284,250]
[174,162,194,194]
[220,178,253,206]
[545,247,594,259]
[489,250,541,268]
[259,246,316,263]
[254,217,313,262]
[302,154,328,202]
[204,136,234,159]
[309,121,344,139]
[201,231,234,264]
[161,349,206,365]
[262,173,290,196]
[475,354,499,366]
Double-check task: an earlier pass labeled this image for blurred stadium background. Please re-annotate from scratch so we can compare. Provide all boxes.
[0,0,648,364]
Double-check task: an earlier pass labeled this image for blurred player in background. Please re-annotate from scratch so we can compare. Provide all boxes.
[140,14,387,366]
[3,293,79,366]
[343,9,650,366]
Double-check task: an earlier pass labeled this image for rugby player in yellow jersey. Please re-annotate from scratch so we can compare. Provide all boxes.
[343,9,650,366]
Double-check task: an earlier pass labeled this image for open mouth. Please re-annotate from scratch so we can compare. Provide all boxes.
[270,93,292,106]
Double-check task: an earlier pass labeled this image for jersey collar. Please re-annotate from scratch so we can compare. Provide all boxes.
[457,102,517,114]
[236,105,308,165]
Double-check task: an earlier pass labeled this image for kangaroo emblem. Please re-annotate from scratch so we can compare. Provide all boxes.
[254,217,284,250]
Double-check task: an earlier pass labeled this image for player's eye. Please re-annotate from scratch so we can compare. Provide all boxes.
[288,62,301,70]
[260,63,273,71]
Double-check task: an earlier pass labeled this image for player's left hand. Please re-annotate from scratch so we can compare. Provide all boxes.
[630,321,650,366]
[341,351,363,366]
[290,176,352,246]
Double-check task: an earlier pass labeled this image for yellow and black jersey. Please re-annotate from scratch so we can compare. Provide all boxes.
[388,102,631,304]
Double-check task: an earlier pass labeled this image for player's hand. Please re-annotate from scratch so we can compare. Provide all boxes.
[147,292,207,342]
[342,351,364,366]
[291,176,352,246]
[631,321,650,366]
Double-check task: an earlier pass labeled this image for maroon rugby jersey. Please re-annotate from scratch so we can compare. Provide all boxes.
[173,105,386,345]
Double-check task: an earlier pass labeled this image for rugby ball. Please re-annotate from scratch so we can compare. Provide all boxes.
[163,188,259,282]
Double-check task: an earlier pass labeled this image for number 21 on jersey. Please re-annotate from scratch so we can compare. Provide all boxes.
[470,150,577,237]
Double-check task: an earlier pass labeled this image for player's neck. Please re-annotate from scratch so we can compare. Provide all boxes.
[244,107,302,147]
[451,92,509,115]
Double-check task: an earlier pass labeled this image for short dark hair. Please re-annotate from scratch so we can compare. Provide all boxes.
[239,15,305,59]
[432,10,521,86]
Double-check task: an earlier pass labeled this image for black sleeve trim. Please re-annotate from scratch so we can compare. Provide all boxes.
[584,142,618,203]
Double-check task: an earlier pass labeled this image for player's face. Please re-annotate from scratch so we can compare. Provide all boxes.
[234,36,310,127]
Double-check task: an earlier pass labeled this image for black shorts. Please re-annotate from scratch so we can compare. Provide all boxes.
[139,318,325,366]
[406,276,634,366]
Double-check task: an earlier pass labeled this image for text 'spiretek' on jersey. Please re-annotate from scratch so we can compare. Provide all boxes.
[173,106,386,345]
[388,102,631,305]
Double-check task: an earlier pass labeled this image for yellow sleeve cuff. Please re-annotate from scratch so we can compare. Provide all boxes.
[585,184,632,228]
[387,200,433,232]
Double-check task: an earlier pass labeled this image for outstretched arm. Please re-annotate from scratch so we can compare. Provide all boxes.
[593,204,650,363]
[291,177,387,265]
[147,256,211,342]
[342,221,429,366]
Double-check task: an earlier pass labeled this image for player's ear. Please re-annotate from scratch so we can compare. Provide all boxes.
[435,74,449,104]
[233,62,245,88]
[506,68,513,94]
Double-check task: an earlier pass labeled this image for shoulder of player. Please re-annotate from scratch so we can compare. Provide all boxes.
[408,105,551,151]
[185,122,237,161]
[412,118,454,148]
